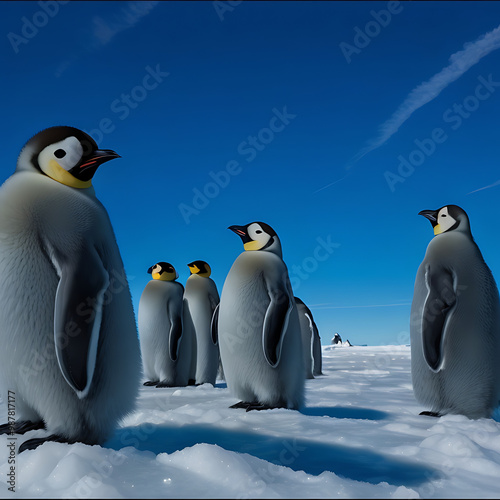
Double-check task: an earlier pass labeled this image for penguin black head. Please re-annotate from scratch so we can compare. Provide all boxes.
[147,262,178,281]
[16,126,120,189]
[187,260,212,277]
[228,222,281,255]
[419,205,471,236]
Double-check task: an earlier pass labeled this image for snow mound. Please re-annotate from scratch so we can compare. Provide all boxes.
[1,345,499,498]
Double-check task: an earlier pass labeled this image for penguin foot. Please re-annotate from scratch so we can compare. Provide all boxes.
[19,434,76,453]
[0,420,45,435]
[143,381,159,386]
[155,381,173,388]
[245,403,277,412]
[419,411,442,417]
[229,401,252,409]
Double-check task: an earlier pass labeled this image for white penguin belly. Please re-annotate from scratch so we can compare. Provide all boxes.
[184,276,219,385]
[218,253,304,408]
[0,173,141,442]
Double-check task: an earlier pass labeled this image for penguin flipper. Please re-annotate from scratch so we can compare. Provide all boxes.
[208,289,219,314]
[211,303,220,345]
[168,306,183,362]
[262,287,292,367]
[54,243,110,398]
[422,266,456,371]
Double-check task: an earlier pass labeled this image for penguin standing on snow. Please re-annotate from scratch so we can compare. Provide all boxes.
[411,205,500,418]
[183,260,220,385]
[332,333,342,345]
[295,297,322,378]
[0,126,141,451]
[139,262,191,388]
[214,222,304,410]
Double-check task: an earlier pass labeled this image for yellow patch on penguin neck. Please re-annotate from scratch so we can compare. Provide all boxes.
[45,159,92,189]
[244,240,264,251]
[433,224,443,236]
[189,264,211,277]
[152,272,176,281]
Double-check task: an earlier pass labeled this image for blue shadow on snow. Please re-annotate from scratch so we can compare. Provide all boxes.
[105,422,438,487]
[300,406,388,420]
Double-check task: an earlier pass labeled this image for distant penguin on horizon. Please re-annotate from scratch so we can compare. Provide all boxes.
[295,297,323,378]
[0,126,141,452]
[332,333,342,345]
[215,222,304,411]
[411,205,500,418]
[139,262,191,388]
[184,260,220,386]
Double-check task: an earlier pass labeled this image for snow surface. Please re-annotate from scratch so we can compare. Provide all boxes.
[1,345,500,498]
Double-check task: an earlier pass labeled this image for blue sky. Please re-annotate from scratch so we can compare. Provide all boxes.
[2,1,500,346]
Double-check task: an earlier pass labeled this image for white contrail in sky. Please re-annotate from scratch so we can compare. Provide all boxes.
[56,1,159,77]
[308,302,412,310]
[468,179,500,194]
[91,1,159,48]
[349,23,500,167]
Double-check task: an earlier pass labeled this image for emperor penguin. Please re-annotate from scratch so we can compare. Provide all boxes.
[295,297,323,378]
[138,262,191,388]
[184,260,220,386]
[411,205,500,418]
[215,222,304,410]
[0,126,141,451]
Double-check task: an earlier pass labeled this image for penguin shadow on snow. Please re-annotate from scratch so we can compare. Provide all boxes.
[299,406,388,420]
[105,422,437,486]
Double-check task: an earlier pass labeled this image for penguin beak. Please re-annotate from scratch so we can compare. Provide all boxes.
[228,225,251,244]
[147,266,153,274]
[418,209,439,227]
[70,149,121,182]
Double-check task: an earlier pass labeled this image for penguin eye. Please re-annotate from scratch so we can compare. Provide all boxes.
[54,149,66,159]
[256,230,263,234]
[441,214,447,218]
